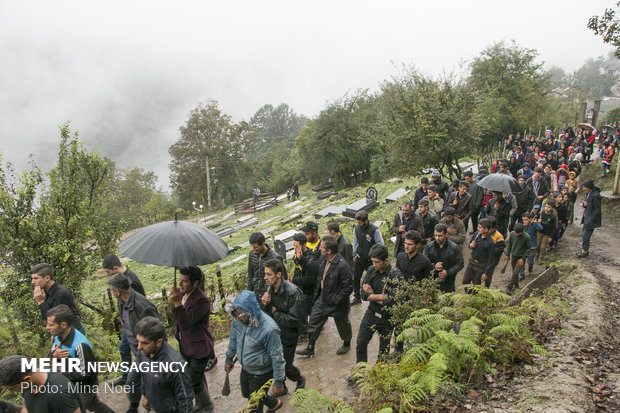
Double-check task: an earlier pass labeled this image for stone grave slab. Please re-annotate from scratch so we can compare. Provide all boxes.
[284,200,301,209]
[385,188,411,203]
[342,198,379,218]
[236,214,255,223]
[275,229,297,242]
[220,254,248,268]
[280,213,301,224]
[314,205,347,219]
[386,177,401,183]
[276,193,288,201]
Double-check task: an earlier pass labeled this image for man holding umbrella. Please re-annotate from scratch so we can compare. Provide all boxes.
[170,266,215,412]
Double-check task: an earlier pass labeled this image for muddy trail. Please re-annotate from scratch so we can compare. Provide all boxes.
[99,193,619,413]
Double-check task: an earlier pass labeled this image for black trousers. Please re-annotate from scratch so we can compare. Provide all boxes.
[307,293,352,346]
[353,258,371,299]
[466,207,481,231]
[240,369,278,412]
[356,310,392,363]
[184,354,209,394]
[282,337,301,383]
[462,260,487,286]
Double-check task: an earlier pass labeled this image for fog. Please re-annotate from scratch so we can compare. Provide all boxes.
[0,0,614,189]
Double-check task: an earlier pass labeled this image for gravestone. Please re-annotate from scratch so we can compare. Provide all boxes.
[314,204,347,219]
[342,187,379,218]
[385,187,411,203]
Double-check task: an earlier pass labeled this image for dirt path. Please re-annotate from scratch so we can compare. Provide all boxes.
[466,196,620,412]
[99,196,620,412]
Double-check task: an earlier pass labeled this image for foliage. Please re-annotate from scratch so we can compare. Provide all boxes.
[0,123,123,334]
[468,41,552,146]
[295,91,378,186]
[240,378,273,413]
[291,389,357,413]
[588,2,620,59]
[604,104,620,124]
[169,100,260,207]
[249,103,307,151]
[375,68,481,179]
[350,286,551,412]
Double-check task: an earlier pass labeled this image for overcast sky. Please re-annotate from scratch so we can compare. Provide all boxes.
[0,0,615,190]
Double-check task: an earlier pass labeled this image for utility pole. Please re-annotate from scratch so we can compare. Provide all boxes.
[206,156,212,209]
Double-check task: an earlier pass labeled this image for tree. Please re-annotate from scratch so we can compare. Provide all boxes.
[468,41,552,147]
[573,57,617,99]
[375,68,480,179]
[295,92,377,185]
[249,103,307,151]
[604,104,620,123]
[588,2,620,59]
[169,100,259,207]
[0,123,123,331]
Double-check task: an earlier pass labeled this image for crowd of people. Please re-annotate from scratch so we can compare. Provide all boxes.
[0,126,612,412]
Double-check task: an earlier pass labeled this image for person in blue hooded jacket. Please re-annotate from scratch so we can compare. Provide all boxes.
[225,291,285,412]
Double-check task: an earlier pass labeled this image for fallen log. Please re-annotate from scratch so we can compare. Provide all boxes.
[509,265,559,306]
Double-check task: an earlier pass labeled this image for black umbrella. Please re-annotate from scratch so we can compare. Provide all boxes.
[118,220,229,281]
[478,173,522,193]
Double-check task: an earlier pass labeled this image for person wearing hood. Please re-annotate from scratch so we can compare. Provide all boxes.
[225,290,285,412]
[556,164,569,190]
[518,162,533,181]
[576,180,602,258]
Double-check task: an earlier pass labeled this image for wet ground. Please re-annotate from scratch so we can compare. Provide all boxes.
[100,193,620,412]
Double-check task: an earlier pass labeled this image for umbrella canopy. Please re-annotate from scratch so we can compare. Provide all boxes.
[478,173,522,193]
[119,220,229,268]
[577,122,594,132]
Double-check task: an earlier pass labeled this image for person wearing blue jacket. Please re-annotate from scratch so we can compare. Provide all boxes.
[521,213,543,277]
[225,290,285,412]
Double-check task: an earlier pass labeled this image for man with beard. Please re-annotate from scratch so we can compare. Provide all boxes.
[391,201,424,257]
[462,170,483,232]
[351,210,384,305]
[261,259,306,395]
[424,224,464,293]
[169,267,215,412]
[446,181,474,226]
[416,199,439,246]
[430,170,450,200]
[247,232,287,300]
[526,167,550,214]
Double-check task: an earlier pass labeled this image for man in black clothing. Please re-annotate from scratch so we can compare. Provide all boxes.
[326,220,354,268]
[102,254,145,386]
[261,259,306,394]
[108,274,160,413]
[247,232,287,299]
[30,263,83,333]
[391,201,424,257]
[424,224,464,293]
[416,199,439,246]
[297,236,353,358]
[134,317,194,413]
[355,244,399,364]
[463,171,483,232]
[412,177,429,211]
[291,232,318,342]
[45,305,114,413]
[430,170,450,200]
[300,221,322,260]
[351,210,384,305]
[395,230,433,283]
[462,219,496,286]
[0,355,84,413]
[102,254,145,296]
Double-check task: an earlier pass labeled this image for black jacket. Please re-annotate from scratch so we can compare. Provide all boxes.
[391,211,424,257]
[526,176,550,207]
[261,280,306,341]
[424,239,464,293]
[582,186,602,229]
[291,248,318,296]
[39,282,83,332]
[418,211,439,242]
[337,234,354,268]
[467,180,484,208]
[138,342,194,413]
[247,246,287,297]
[514,184,534,215]
[312,253,353,317]
[360,264,399,317]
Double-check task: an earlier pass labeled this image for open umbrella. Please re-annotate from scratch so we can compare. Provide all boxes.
[478,173,522,193]
[119,220,229,281]
[577,122,594,132]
